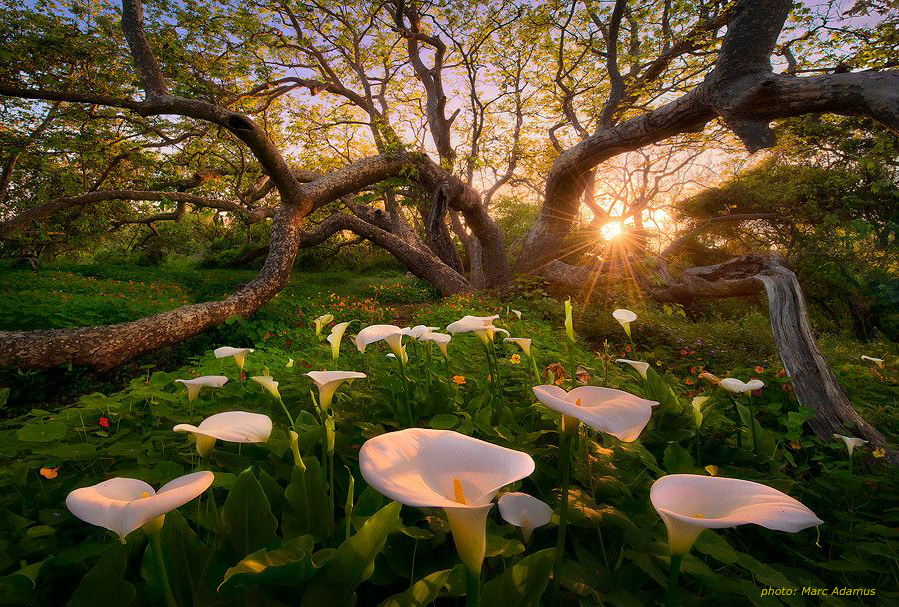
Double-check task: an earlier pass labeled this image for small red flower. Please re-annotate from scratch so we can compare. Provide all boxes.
[680,349,688,356]
[98,417,110,429]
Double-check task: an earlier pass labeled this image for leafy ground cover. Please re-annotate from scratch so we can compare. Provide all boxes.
[0,263,896,606]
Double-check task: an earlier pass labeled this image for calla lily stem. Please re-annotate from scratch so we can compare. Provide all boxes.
[276,396,295,429]
[551,423,573,605]
[465,567,481,607]
[665,554,683,607]
[530,353,541,385]
[396,357,414,427]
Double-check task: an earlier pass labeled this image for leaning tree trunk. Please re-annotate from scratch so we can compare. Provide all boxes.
[637,254,894,458]
[0,205,306,371]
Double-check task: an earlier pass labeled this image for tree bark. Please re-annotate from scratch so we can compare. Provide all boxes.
[0,205,305,370]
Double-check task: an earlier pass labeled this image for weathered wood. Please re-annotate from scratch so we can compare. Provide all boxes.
[0,204,305,370]
[637,254,894,459]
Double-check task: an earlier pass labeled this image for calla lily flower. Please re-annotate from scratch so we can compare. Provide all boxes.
[359,428,535,574]
[615,358,649,379]
[564,298,574,342]
[286,358,294,368]
[327,321,352,360]
[173,411,272,457]
[504,337,532,358]
[861,355,884,368]
[833,434,868,456]
[250,375,281,401]
[691,396,710,429]
[498,492,552,543]
[419,332,452,357]
[403,325,439,340]
[447,315,508,344]
[612,308,637,337]
[533,385,659,442]
[175,375,228,401]
[511,309,522,319]
[214,346,254,371]
[314,314,334,336]
[719,378,764,394]
[66,471,214,539]
[650,474,823,555]
[305,370,366,410]
[355,324,406,360]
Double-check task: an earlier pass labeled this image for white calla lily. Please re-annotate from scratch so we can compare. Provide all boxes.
[359,428,535,573]
[403,325,439,340]
[355,324,406,359]
[504,337,532,358]
[250,375,281,401]
[498,492,552,543]
[314,313,334,336]
[447,315,507,344]
[213,346,254,371]
[173,411,272,456]
[861,355,884,368]
[616,358,649,379]
[612,308,637,337]
[511,309,522,319]
[174,375,228,401]
[650,474,823,555]
[66,471,214,539]
[419,332,452,357]
[533,385,659,442]
[719,378,764,394]
[327,321,352,360]
[306,370,367,410]
[833,434,868,456]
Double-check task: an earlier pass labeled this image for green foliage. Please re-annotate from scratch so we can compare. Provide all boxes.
[0,268,895,606]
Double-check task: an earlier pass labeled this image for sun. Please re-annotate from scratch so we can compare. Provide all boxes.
[600,221,622,240]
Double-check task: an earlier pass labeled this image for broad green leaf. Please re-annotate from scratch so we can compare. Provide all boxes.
[221,468,278,562]
[149,511,210,607]
[663,443,694,473]
[481,547,554,607]
[430,413,459,430]
[16,421,66,442]
[68,543,136,607]
[379,568,453,607]
[284,456,331,541]
[301,501,402,607]
[219,534,316,592]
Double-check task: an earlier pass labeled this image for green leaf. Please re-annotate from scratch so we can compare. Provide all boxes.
[284,457,331,541]
[221,468,278,562]
[430,413,459,430]
[68,543,136,607]
[693,530,739,565]
[662,443,694,473]
[219,534,316,592]
[481,547,555,607]
[151,511,210,607]
[301,501,402,607]
[379,568,453,607]
[16,421,66,442]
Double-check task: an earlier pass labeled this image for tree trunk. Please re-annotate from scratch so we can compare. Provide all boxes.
[0,204,306,371]
[637,254,894,457]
